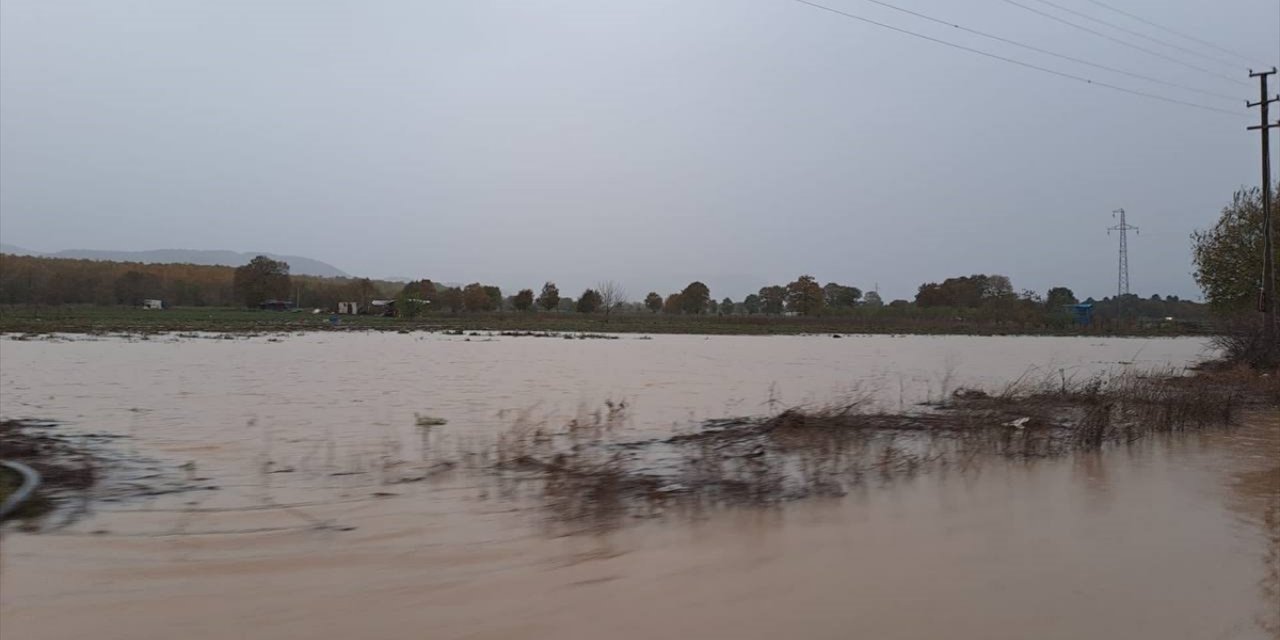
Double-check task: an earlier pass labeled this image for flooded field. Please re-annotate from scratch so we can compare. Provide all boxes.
[1,333,1276,639]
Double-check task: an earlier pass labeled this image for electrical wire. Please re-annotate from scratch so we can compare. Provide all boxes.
[852,0,1238,102]
[1018,0,1245,70]
[997,0,1248,86]
[790,0,1247,117]
[1080,0,1263,65]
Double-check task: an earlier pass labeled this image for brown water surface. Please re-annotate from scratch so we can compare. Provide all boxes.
[1,333,1275,639]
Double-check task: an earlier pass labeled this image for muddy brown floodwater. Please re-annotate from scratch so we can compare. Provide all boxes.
[1,333,1276,639]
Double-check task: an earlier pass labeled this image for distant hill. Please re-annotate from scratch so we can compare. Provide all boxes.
[0,245,348,277]
[0,243,41,256]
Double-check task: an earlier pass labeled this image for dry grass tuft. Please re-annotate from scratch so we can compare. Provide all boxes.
[472,366,1271,532]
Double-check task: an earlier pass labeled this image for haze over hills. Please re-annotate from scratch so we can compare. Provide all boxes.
[0,244,349,278]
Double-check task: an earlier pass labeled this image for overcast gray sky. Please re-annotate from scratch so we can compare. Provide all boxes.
[1,0,1276,301]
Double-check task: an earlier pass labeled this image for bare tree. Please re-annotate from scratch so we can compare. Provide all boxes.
[596,280,628,321]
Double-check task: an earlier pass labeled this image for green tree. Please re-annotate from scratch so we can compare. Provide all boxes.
[344,278,378,308]
[1192,186,1278,311]
[743,294,762,314]
[463,283,490,312]
[786,275,825,315]
[577,288,602,313]
[644,292,663,313]
[399,279,437,305]
[758,286,785,314]
[233,255,291,307]
[679,281,710,315]
[394,277,440,314]
[394,290,426,318]
[440,287,464,313]
[863,291,883,308]
[169,279,206,306]
[720,297,734,315]
[915,282,946,307]
[1045,286,1078,308]
[916,274,1006,308]
[987,275,1014,299]
[663,293,683,314]
[537,281,561,311]
[113,270,162,306]
[484,285,503,311]
[513,288,534,311]
[823,282,862,308]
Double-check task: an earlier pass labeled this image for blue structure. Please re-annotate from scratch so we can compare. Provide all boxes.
[1064,303,1094,325]
[258,299,295,312]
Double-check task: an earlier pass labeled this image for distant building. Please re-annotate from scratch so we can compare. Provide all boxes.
[142,299,164,310]
[259,299,295,312]
[337,302,361,315]
[1065,303,1094,325]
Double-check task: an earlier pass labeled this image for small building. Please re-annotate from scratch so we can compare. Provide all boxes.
[142,299,164,310]
[1064,303,1094,325]
[337,301,361,315]
[259,299,295,312]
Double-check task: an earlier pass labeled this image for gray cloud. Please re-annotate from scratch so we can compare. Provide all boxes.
[2,0,1276,301]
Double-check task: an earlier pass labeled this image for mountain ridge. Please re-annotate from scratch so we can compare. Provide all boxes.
[0,245,348,277]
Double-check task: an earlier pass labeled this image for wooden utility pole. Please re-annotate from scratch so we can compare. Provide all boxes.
[1247,68,1279,358]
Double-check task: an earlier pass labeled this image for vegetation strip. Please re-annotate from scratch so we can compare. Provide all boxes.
[0,306,1206,337]
[477,365,1277,531]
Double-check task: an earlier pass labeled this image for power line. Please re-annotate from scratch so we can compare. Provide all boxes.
[851,0,1238,102]
[997,0,1248,86]
[789,0,1246,117]
[1019,0,1244,71]
[1081,0,1261,64]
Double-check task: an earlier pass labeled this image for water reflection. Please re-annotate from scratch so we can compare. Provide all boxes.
[1217,412,1280,638]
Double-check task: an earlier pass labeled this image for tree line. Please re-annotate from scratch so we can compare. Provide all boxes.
[0,254,402,309]
[0,252,1207,328]
[388,271,1204,329]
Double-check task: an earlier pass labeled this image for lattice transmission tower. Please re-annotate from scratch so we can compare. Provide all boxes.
[1107,208,1138,318]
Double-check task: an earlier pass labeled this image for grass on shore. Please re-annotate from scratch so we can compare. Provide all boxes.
[0,304,1205,337]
